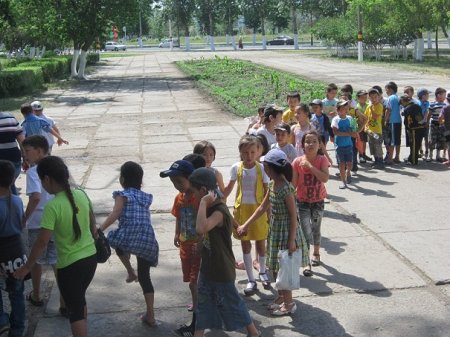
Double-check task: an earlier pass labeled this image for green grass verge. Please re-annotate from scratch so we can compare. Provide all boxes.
[176,56,327,118]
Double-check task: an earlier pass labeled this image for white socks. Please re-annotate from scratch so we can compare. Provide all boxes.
[259,256,266,274]
[243,253,255,282]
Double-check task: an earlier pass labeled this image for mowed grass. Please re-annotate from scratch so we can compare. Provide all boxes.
[176,56,327,118]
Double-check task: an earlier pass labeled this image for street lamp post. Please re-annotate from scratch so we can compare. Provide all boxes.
[357,5,363,62]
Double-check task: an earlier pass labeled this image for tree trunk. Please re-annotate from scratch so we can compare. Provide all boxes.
[39,46,46,58]
[252,28,257,45]
[185,26,191,51]
[226,34,230,45]
[447,29,450,47]
[292,6,299,50]
[415,37,424,61]
[29,47,36,59]
[71,48,80,77]
[77,50,88,80]
[231,35,236,50]
[426,31,432,49]
[261,19,266,50]
[209,14,215,51]
[435,29,439,59]
[209,35,216,51]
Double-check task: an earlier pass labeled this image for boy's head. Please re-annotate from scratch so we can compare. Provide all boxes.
[183,153,206,169]
[417,88,429,101]
[20,103,33,116]
[22,135,49,165]
[286,91,301,110]
[385,81,398,95]
[188,167,219,199]
[0,160,15,189]
[160,160,195,193]
[435,87,446,103]
[403,86,414,98]
[341,84,353,95]
[336,100,349,116]
[264,104,284,124]
[399,94,412,107]
[372,85,383,96]
[31,101,44,113]
[326,83,338,99]
[356,90,368,104]
[340,92,352,101]
[274,122,291,146]
[368,88,381,104]
[309,99,323,115]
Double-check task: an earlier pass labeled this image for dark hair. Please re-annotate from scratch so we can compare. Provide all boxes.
[239,134,260,152]
[341,92,352,101]
[263,108,283,123]
[258,105,266,114]
[183,153,206,169]
[341,84,353,95]
[300,130,324,155]
[296,103,311,119]
[435,87,446,96]
[372,85,383,94]
[385,81,398,94]
[37,156,81,241]
[266,162,293,182]
[255,134,270,156]
[403,86,414,94]
[120,161,143,189]
[193,140,216,158]
[22,135,49,154]
[20,103,33,115]
[0,160,15,188]
[326,83,338,93]
[287,91,301,101]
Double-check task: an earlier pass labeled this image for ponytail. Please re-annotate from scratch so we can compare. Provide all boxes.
[64,181,81,241]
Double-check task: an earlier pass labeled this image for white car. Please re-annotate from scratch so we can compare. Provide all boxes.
[105,41,127,51]
[159,38,180,48]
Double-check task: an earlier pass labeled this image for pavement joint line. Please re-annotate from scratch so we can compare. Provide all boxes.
[331,201,450,304]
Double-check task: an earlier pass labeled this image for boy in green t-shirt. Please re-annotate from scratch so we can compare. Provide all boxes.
[365,88,385,169]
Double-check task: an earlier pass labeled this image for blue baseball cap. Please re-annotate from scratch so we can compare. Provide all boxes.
[160,160,195,178]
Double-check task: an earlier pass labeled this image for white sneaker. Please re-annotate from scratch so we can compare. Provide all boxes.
[244,281,257,296]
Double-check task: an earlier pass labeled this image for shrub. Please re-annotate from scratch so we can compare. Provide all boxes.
[0,66,44,98]
[18,58,71,82]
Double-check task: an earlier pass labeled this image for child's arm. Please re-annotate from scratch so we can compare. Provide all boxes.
[99,196,125,231]
[356,111,368,132]
[49,127,69,145]
[24,192,40,223]
[285,193,298,253]
[223,179,235,199]
[237,190,270,236]
[196,192,224,235]
[174,218,181,247]
[13,228,53,279]
[215,170,226,194]
[332,126,357,138]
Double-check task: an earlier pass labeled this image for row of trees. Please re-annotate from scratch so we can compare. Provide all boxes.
[0,0,155,78]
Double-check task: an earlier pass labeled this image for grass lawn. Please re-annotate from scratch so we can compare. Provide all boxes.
[176,56,327,118]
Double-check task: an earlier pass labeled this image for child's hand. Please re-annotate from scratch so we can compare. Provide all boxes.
[300,158,312,169]
[201,190,217,206]
[236,225,248,237]
[13,264,30,280]
[57,138,69,146]
[288,240,297,253]
[173,234,180,248]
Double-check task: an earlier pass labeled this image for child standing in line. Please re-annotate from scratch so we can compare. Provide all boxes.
[439,93,450,166]
[417,88,431,162]
[188,168,261,337]
[256,104,284,147]
[22,135,67,315]
[100,162,159,327]
[282,91,301,126]
[322,83,339,119]
[292,131,329,271]
[309,99,333,165]
[291,103,315,157]
[193,141,225,194]
[238,149,308,316]
[14,156,97,337]
[428,88,447,162]
[160,159,201,336]
[355,90,372,163]
[0,160,26,337]
[31,101,64,154]
[223,135,270,295]
[331,100,357,189]
[400,95,426,165]
[272,123,297,163]
[365,88,385,169]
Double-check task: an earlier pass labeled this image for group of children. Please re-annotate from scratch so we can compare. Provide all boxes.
[248,83,450,188]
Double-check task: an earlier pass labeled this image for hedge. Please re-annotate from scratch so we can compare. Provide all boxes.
[0,66,44,98]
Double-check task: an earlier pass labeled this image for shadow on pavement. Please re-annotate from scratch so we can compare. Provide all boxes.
[321,236,347,256]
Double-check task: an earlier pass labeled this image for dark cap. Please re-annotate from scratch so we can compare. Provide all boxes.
[399,94,411,103]
[274,122,291,134]
[356,89,368,97]
[417,88,429,98]
[261,149,288,167]
[336,99,349,108]
[309,99,323,106]
[160,160,195,178]
[368,88,380,95]
[264,104,284,118]
[189,167,217,190]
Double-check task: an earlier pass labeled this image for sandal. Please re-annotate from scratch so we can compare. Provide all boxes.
[302,263,313,277]
[140,315,158,328]
[27,290,44,307]
[259,272,271,290]
[268,296,284,310]
[272,302,297,316]
[311,254,321,267]
[175,324,194,337]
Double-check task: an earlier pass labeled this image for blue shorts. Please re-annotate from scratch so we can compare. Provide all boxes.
[27,229,57,265]
[195,272,252,331]
[336,146,353,164]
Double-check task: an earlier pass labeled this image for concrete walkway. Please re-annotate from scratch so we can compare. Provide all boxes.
[11,51,450,337]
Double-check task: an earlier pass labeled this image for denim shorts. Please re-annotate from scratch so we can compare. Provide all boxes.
[336,146,353,163]
[195,272,252,331]
[27,229,57,265]
[297,200,325,246]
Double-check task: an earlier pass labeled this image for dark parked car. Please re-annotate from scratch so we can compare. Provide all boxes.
[267,35,294,46]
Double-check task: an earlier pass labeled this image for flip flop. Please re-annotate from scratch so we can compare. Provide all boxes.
[140,315,158,328]
[27,291,44,307]
[126,274,138,283]
[235,260,245,270]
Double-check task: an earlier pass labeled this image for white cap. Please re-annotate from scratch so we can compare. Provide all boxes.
[31,101,43,110]
[260,149,288,167]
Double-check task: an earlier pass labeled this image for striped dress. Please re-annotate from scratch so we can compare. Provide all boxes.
[267,180,310,272]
